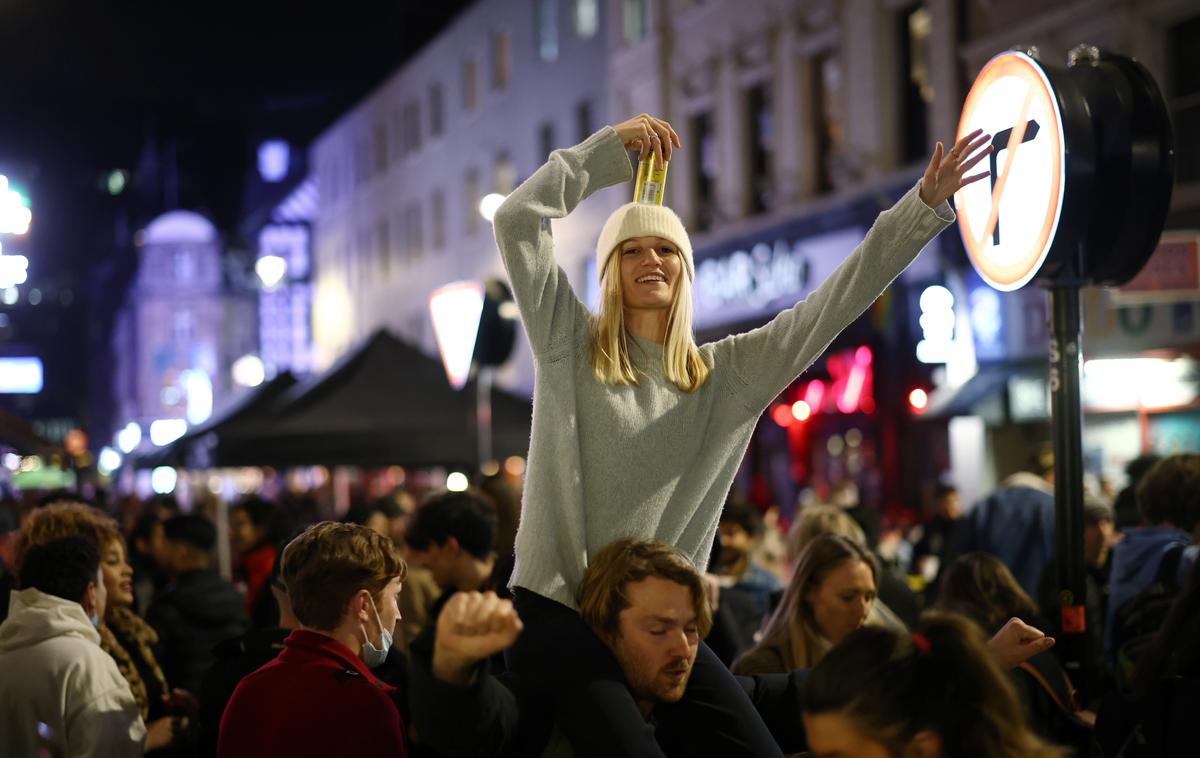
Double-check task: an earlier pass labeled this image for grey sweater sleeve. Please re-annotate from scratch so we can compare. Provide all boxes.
[712,183,954,411]
[492,127,633,357]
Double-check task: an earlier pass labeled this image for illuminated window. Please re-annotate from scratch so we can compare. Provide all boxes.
[899,4,933,163]
[745,83,773,214]
[494,152,516,194]
[537,0,559,62]
[463,58,479,111]
[574,0,598,37]
[623,0,648,44]
[429,82,445,137]
[492,30,511,89]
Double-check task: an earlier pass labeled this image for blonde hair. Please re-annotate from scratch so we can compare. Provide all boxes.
[786,505,867,565]
[735,534,875,672]
[589,246,709,393]
[578,538,712,642]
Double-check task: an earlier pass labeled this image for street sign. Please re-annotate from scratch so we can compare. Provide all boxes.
[955,52,1065,291]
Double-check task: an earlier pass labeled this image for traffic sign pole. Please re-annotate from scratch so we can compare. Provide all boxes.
[1048,281,1087,686]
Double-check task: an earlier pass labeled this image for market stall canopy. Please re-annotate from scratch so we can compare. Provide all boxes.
[138,371,299,469]
[178,330,532,469]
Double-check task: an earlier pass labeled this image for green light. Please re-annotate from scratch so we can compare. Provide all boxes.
[107,170,127,196]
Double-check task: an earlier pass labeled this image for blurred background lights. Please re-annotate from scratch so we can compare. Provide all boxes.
[478,193,506,223]
[446,471,469,491]
[116,422,142,453]
[151,466,178,494]
[149,418,187,446]
[98,446,122,475]
[232,354,266,387]
[257,140,290,183]
[255,255,288,289]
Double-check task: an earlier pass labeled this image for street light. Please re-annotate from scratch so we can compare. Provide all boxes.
[0,176,32,235]
[232,354,266,387]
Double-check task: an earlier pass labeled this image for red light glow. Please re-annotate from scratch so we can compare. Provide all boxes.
[909,388,929,412]
[771,404,793,428]
[803,380,826,412]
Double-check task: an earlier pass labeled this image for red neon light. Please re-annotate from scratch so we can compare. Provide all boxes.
[771,404,793,428]
[855,345,873,366]
[839,364,867,414]
[803,380,825,412]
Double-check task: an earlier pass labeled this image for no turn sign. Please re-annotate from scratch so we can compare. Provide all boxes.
[955,51,1066,292]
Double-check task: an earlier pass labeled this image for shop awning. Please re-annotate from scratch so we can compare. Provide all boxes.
[920,363,1045,419]
[165,330,532,469]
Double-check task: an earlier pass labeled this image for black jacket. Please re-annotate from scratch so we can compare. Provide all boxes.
[406,630,809,758]
[146,569,250,696]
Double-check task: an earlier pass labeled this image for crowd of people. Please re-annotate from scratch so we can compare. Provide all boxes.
[1,114,1197,758]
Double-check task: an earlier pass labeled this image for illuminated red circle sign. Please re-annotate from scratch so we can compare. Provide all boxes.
[956,51,1066,291]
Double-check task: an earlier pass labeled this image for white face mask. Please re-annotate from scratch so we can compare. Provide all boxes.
[360,594,392,669]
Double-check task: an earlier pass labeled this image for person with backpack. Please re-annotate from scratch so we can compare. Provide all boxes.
[1106,454,1199,684]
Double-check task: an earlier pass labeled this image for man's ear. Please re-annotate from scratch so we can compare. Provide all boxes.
[904,729,941,758]
[351,588,371,622]
[445,536,462,557]
[82,581,98,615]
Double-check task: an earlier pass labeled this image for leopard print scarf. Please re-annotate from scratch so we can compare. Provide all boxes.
[100,606,170,720]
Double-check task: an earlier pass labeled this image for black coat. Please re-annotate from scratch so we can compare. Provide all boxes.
[146,570,250,696]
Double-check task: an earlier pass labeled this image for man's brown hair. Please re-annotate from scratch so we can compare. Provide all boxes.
[578,538,712,642]
[282,522,407,631]
[15,502,123,574]
[1136,453,1200,531]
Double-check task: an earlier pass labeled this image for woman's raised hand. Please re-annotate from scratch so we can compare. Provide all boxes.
[919,128,993,208]
[612,114,681,168]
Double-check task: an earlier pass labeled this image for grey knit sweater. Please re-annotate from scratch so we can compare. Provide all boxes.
[494,127,953,610]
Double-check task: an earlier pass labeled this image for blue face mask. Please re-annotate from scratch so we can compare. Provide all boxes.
[89,613,101,629]
[360,595,392,669]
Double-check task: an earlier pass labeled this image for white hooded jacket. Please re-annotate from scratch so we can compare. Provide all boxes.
[0,588,146,757]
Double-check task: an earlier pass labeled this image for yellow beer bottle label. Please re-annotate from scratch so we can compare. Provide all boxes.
[633,156,668,205]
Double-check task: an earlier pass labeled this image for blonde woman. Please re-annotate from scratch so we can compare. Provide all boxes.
[495,113,991,757]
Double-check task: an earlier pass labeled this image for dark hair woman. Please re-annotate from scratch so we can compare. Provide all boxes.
[229,497,288,628]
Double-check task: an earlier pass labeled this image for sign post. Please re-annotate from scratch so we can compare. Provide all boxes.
[956,46,1174,707]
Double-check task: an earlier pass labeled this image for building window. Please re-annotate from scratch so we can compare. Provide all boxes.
[463,57,479,111]
[354,137,369,187]
[405,203,424,261]
[432,190,446,249]
[576,99,593,142]
[623,0,648,44]
[173,309,193,344]
[492,30,512,89]
[574,0,598,37]
[537,0,559,62]
[814,51,845,193]
[1168,16,1200,182]
[899,4,933,164]
[174,247,195,283]
[464,168,481,236]
[538,121,556,158]
[403,100,421,155]
[429,82,445,137]
[373,122,388,174]
[745,82,773,214]
[494,152,517,194]
[689,111,716,231]
[377,217,390,273]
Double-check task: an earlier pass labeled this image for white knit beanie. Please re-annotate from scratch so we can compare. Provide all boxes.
[595,203,694,281]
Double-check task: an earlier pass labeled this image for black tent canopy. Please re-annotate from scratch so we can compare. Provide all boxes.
[169,330,532,469]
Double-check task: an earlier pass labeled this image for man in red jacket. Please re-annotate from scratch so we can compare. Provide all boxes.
[218,522,408,757]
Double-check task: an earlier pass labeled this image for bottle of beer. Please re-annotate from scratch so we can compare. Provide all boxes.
[632,155,668,206]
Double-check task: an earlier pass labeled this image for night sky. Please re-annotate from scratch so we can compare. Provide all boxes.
[0,0,472,428]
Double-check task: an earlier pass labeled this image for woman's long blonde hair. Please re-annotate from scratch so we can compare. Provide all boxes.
[737,534,876,672]
[588,245,709,393]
